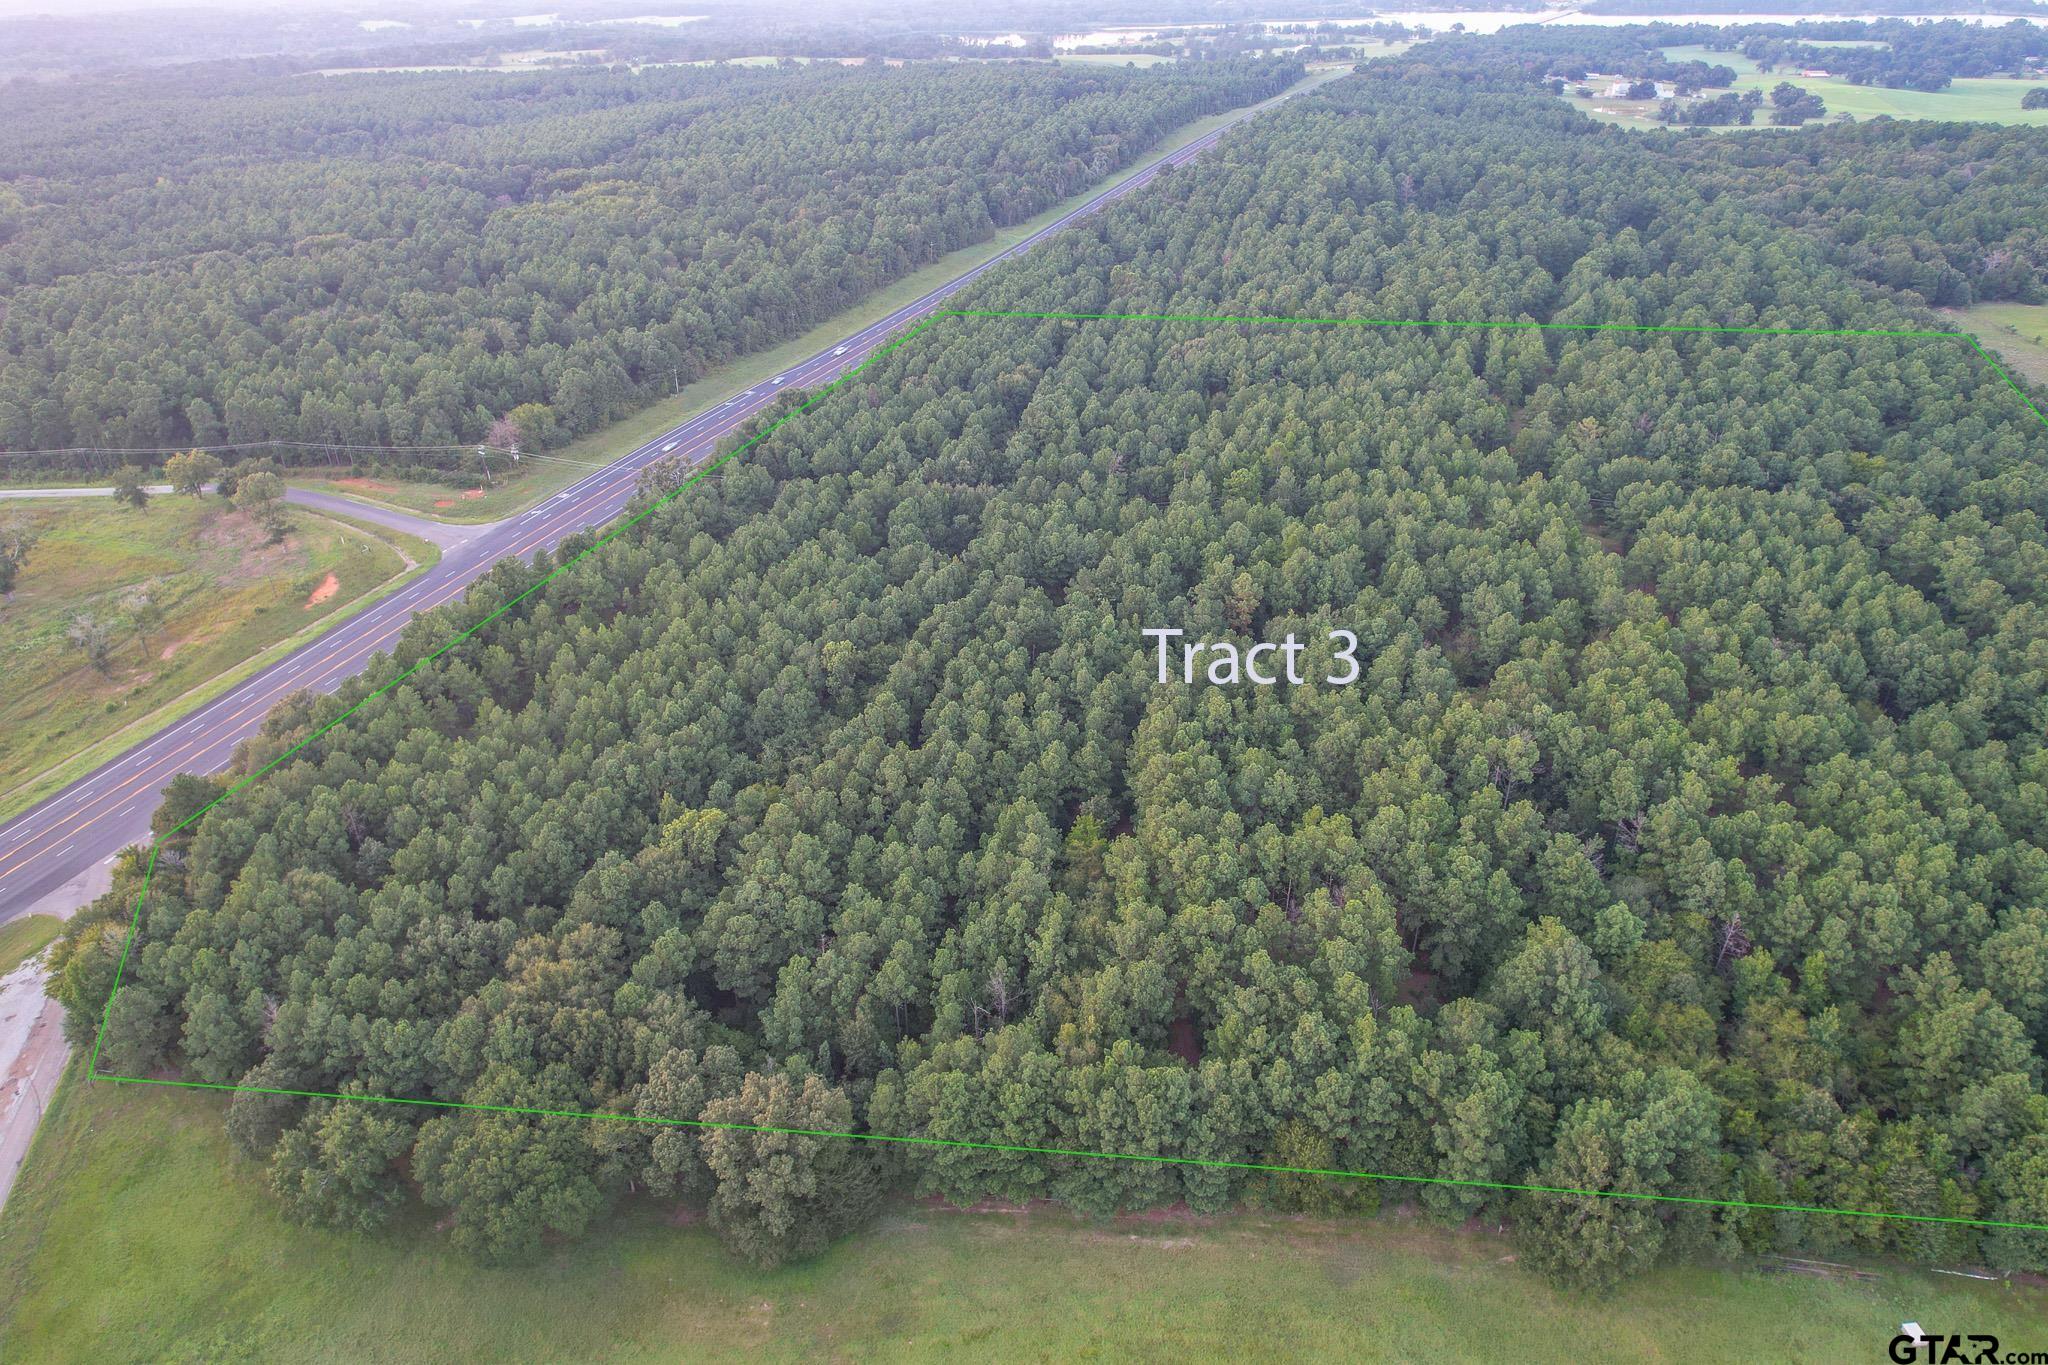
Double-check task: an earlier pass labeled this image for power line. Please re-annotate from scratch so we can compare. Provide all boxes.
[0,440,515,461]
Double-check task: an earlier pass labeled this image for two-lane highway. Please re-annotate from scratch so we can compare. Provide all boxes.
[0,78,1312,923]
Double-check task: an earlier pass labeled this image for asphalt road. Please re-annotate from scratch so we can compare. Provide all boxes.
[0,82,1305,924]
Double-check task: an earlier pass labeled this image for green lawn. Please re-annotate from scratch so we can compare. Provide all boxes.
[293,71,1343,529]
[1640,48,2048,128]
[4,1069,2046,1363]
[0,469,168,491]
[1732,73,2048,126]
[0,496,422,819]
[0,914,60,975]
[1659,43,1761,76]
[1954,302,2048,388]
[1571,55,2048,131]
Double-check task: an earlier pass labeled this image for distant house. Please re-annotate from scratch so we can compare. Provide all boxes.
[1800,68,1832,78]
[1606,80,1632,98]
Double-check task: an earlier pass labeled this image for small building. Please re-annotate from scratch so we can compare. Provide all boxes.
[1606,80,1632,98]
[1800,68,1832,78]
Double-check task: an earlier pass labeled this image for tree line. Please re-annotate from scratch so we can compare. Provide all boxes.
[1408,23,2047,306]
[1735,19,2048,93]
[0,57,1299,472]
[1647,118,2047,306]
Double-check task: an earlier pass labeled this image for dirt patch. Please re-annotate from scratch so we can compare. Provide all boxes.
[915,1194,1042,1215]
[199,513,297,588]
[663,1203,704,1226]
[337,477,399,494]
[433,499,455,508]
[1114,1203,1216,1228]
[303,571,339,608]
[462,488,486,500]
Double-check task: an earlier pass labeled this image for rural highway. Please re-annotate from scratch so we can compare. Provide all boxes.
[0,79,1309,924]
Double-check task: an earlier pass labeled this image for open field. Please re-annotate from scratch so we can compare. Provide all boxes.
[1955,302,2048,387]
[1731,73,2048,125]
[1658,43,1761,75]
[1638,46,2048,127]
[0,497,424,820]
[0,915,59,975]
[1570,49,2048,129]
[293,71,1346,528]
[3,1069,2045,1362]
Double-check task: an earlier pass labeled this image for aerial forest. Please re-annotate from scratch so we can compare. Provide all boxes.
[44,64,2048,1290]
[0,57,1298,465]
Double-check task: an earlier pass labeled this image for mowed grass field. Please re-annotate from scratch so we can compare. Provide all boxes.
[0,496,411,809]
[1565,49,2048,129]
[1957,302,2048,387]
[4,1069,2046,1363]
[1728,72,2048,125]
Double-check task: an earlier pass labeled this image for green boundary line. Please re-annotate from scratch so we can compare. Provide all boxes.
[83,306,2048,1236]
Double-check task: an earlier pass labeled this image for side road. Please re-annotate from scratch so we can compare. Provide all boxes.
[0,483,487,550]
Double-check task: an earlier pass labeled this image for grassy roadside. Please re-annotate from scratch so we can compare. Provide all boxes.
[289,461,585,526]
[292,69,1348,528]
[0,503,438,827]
[3,1067,2044,1362]
[0,914,60,975]
[0,471,167,491]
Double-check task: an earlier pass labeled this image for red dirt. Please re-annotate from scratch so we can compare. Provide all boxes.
[337,477,398,493]
[303,571,339,608]
[433,499,455,508]
[461,488,485,499]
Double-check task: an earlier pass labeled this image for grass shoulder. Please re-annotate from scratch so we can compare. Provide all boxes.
[3,1071,2044,1363]
[0,496,434,824]
[289,460,586,526]
[0,914,60,975]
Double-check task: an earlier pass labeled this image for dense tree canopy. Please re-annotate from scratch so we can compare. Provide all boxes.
[1736,19,2048,93]
[47,68,2048,1287]
[1648,118,2048,305]
[0,58,1297,467]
